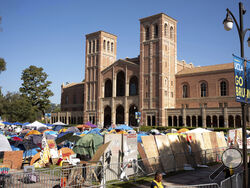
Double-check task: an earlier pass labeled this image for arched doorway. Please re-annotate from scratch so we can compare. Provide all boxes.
[186,116,191,127]
[219,116,224,127]
[104,79,112,97]
[129,76,138,96]
[168,116,172,126]
[198,116,202,127]
[129,105,138,126]
[206,116,211,127]
[104,106,111,128]
[235,115,241,128]
[116,71,125,96]
[228,115,234,128]
[174,116,177,127]
[212,116,218,127]
[192,116,196,127]
[116,105,124,124]
[179,116,183,127]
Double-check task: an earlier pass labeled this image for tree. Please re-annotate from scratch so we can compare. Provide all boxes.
[19,65,54,116]
[0,58,6,74]
[1,92,36,122]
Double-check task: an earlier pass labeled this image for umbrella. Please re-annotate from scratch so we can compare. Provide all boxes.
[12,136,23,141]
[115,125,133,131]
[25,130,42,137]
[56,132,74,144]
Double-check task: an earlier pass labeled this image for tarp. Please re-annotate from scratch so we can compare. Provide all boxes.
[73,134,103,157]
[66,126,80,133]
[0,134,12,151]
[115,125,133,131]
[25,121,47,130]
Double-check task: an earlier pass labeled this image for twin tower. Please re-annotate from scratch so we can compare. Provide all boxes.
[83,13,177,127]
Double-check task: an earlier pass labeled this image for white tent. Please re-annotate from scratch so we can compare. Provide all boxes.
[52,121,66,126]
[25,121,47,130]
[185,128,212,134]
[0,134,12,151]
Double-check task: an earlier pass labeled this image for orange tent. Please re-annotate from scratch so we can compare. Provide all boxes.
[25,130,41,137]
[58,147,75,160]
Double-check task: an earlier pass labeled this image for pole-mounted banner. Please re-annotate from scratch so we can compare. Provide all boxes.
[233,54,250,103]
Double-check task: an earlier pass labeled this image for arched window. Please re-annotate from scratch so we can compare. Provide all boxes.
[111,42,113,52]
[89,41,91,53]
[93,40,95,53]
[154,24,158,38]
[116,71,125,96]
[164,23,167,36]
[107,41,110,52]
[183,84,188,98]
[104,79,112,97]
[170,26,174,39]
[145,26,150,40]
[129,76,138,96]
[103,40,106,50]
[220,81,227,96]
[201,82,207,97]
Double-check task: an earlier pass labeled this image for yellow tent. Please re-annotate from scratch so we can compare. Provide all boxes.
[25,130,41,137]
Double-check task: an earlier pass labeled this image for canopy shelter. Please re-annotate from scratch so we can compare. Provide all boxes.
[52,121,66,126]
[0,134,12,151]
[25,121,47,130]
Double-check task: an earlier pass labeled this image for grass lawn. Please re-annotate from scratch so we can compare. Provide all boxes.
[107,176,154,188]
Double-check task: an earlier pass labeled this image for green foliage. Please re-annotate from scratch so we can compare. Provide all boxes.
[19,65,53,115]
[0,58,6,73]
[46,103,61,113]
[0,91,37,122]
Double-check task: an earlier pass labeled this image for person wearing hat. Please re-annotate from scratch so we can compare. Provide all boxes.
[151,172,165,188]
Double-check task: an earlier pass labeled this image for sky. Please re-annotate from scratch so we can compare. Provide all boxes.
[0,0,249,104]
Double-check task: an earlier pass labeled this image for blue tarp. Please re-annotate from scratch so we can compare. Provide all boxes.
[115,125,133,130]
[11,145,39,157]
[45,131,57,135]
[87,129,102,136]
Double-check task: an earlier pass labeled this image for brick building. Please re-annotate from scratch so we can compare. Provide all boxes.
[51,13,249,128]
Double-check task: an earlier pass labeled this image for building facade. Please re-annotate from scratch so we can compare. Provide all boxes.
[51,13,249,128]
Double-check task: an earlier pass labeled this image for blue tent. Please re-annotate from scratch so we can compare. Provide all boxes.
[53,125,63,131]
[87,128,102,136]
[115,125,133,131]
[13,122,22,126]
[137,132,148,143]
[2,122,11,125]
[45,131,57,135]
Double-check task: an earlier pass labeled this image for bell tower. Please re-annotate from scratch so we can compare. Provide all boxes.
[139,13,177,126]
[84,31,117,125]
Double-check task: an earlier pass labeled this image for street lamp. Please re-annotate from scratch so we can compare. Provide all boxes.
[223,2,250,188]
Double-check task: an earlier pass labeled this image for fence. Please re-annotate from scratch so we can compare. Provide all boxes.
[220,171,243,188]
[0,147,231,188]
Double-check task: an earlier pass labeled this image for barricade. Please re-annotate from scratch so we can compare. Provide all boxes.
[2,147,228,187]
[169,183,220,188]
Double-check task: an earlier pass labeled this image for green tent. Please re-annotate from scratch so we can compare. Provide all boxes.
[73,134,103,158]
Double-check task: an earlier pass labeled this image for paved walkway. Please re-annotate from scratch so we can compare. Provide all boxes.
[132,164,242,187]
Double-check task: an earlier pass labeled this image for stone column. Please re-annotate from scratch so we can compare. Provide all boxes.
[124,65,129,125]
[111,67,116,124]
[182,106,186,127]
[66,112,69,125]
[57,112,61,123]
[196,115,198,127]
[202,107,206,128]
[223,106,228,128]
[233,115,236,128]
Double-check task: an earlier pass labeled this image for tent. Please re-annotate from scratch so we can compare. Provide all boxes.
[25,130,42,137]
[0,134,12,151]
[53,125,64,132]
[85,121,97,128]
[185,128,212,134]
[25,121,47,130]
[115,125,133,131]
[52,121,66,126]
[66,127,80,133]
[73,134,103,158]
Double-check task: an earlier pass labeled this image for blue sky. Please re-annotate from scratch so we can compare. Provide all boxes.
[0,0,249,104]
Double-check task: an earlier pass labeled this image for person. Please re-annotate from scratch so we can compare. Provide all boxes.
[151,172,165,188]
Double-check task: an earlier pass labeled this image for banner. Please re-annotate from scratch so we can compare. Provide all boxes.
[233,55,246,103]
[247,60,250,103]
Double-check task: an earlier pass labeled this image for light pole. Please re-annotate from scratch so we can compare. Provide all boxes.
[223,2,250,188]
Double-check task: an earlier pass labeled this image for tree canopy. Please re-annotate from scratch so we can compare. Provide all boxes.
[0,58,6,74]
[19,65,53,115]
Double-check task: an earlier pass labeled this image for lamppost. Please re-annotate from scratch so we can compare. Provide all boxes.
[223,2,250,188]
